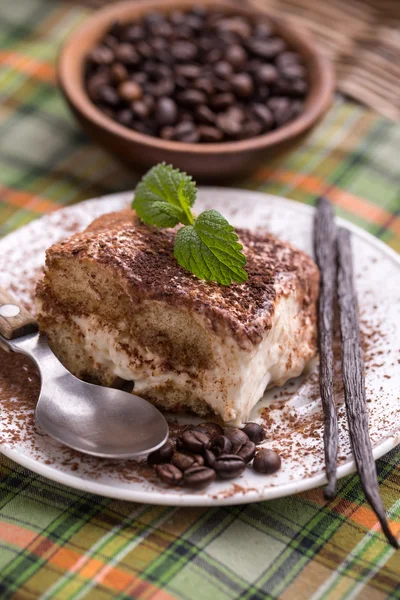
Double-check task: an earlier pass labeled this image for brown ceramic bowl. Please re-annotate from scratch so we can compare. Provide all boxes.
[58,0,334,181]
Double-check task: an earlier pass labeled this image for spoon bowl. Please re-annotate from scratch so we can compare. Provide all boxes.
[0,289,169,459]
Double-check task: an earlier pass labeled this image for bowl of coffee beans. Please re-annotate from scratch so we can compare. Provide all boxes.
[58,0,333,180]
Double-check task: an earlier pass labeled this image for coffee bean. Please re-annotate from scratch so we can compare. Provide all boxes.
[155,463,183,485]
[111,62,128,83]
[237,440,256,463]
[169,10,185,25]
[224,427,249,453]
[253,448,282,474]
[88,45,114,65]
[115,43,140,65]
[172,451,204,471]
[203,448,217,468]
[193,422,223,440]
[252,103,274,129]
[195,105,217,125]
[246,38,286,59]
[142,94,155,110]
[97,85,119,106]
[123,24,144,43]
[291,100,304,117]
[144,12,165,27]
[148,79,175,97]
[217,111,241,136]
[211,93,234,110]
[184,466,216,489]
[180,430,211,453]
[232,73,254,98]
[131,100,150,119]
[133,121,155,135]
[206,48,223,63]
[151,37,167,53]
[268,97,289,112]
[180,129,200,143]
[267,97,293,125]
[273,78,306,98]
[206,12,225,27]
[155,97,178,125]
[212,435,233,456]
[115,109,132,126]
[225,44,247,68]
[254,22,273,38]
[177,89,207,107]
[198,125,223,142]
[103,34,118,50]
[194,78,215,95]
[171,41,198,61]
[87,72,110,101]
[214,61,233,79]
[118,81,143,102]
[276,51,302,68]
[174,121,196,137]
[136,41,153,59]
[155,64,172,79]
[239,119,263,139]
[242,422,265,444]
[148,440,174,465]
[217,18,251,39]
[280,63,307,80]
[227,105,245,122]
[191,453,205,466]
[286,79,308,97]
[186,14,204,31]
[175,64,202,79]
[151,22,173,37]
[214,454,245,479]
[255,64,278,84]
[175,25,195,41]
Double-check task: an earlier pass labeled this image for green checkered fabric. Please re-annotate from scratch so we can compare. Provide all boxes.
[0,1,399,599]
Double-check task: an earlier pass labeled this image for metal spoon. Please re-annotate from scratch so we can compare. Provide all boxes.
[0,289,169,458]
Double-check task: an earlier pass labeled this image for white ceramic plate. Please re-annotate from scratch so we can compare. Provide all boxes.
[0,189,399,506]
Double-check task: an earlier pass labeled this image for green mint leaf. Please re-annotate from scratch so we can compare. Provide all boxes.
[174,210,248,285]
[132,163,196,227]
[132,200,185,228]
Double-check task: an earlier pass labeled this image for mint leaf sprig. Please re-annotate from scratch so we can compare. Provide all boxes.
[132,163,248,286]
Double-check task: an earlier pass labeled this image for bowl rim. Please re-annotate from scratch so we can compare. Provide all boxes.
[58,0,334,156]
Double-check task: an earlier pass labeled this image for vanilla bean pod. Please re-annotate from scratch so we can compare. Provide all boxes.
[337,227,398,549]
[314,197,338,498]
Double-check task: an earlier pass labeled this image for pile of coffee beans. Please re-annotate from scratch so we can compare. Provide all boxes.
[85,6,308,143]
[147,421,282,489]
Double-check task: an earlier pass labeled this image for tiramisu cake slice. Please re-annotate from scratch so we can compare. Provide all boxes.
[36,209,319,425]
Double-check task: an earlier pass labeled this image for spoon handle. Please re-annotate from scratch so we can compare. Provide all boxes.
[0,287,38,340]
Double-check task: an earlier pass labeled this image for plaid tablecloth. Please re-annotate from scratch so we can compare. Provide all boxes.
[0,1,399,599]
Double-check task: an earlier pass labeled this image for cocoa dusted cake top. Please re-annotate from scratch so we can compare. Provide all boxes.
[47,208,318,345]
